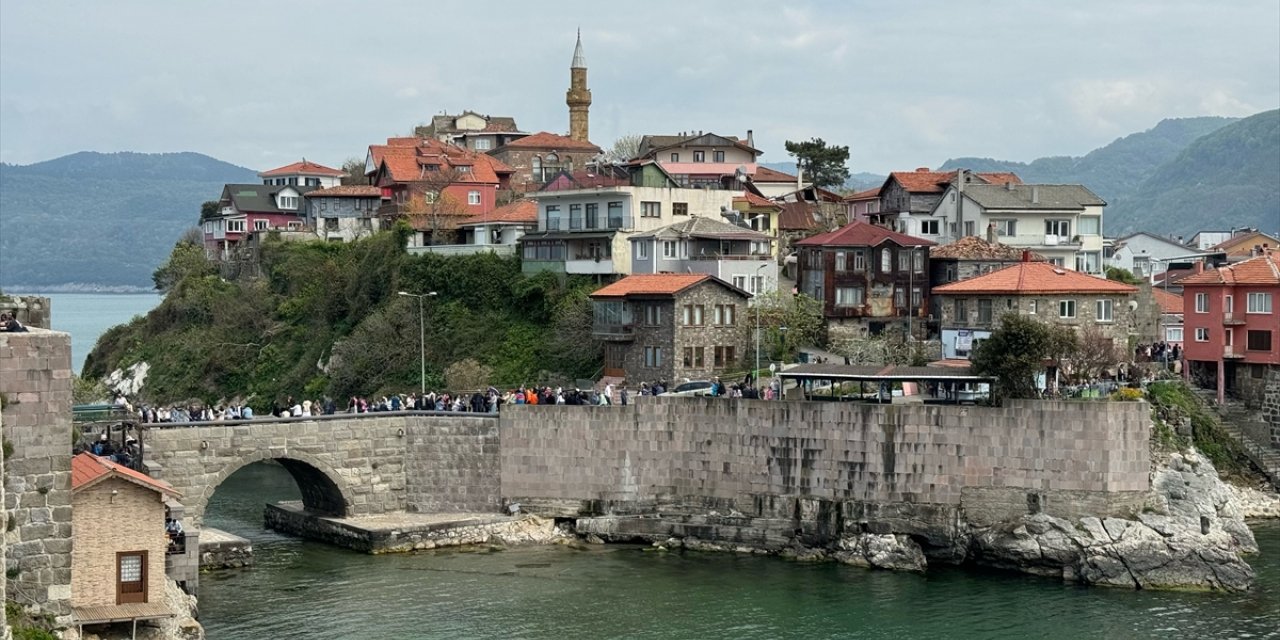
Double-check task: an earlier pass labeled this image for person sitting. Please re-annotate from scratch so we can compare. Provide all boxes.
[0,313,28,332]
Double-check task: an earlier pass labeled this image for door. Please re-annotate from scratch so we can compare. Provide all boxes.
[117,551,148,604]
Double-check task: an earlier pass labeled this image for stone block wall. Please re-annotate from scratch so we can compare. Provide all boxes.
[0,296,51,329]
[404,417,500,513]
[1260,366,1280,450]
[0,329,73,619]
[499,398,1151,520]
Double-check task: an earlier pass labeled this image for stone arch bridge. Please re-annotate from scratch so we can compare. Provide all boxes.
[142,412,501,527]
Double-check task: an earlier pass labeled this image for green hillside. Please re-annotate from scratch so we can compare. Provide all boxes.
[0,152,257,289]
[1107,109,1280,236]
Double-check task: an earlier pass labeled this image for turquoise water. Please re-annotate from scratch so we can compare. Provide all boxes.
[32,292,161,374]
[201,463,1280,640]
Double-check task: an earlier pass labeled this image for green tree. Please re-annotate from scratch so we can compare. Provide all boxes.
[1105,266,1143,285]
[970,314,1078,401]
[784,138,851,188]
[200,200,219,219]
[605,134,643,162]
[341,157,366,185]
[746,291,825,366]
[151,239,215,293]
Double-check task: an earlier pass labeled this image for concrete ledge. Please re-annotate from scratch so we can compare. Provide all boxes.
[198,527,253,569]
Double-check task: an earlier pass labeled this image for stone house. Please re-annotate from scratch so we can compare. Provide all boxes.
[929,236,1043,319]
[489,131,602,192]
[931,256,1139,360]
[590,273,750,382]
[302,185,386,243]
[70,453,183,629]
[795,221,935,339]
[629,217,776,297]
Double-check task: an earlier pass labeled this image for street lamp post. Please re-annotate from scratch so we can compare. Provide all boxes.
[397,290,437,395]
[754,262,770,387]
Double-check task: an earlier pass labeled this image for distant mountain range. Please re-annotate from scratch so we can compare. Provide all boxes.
[941,111,1279,237]
[0,152,257,289]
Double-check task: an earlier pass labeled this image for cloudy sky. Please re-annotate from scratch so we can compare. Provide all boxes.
[1,1,1276,174]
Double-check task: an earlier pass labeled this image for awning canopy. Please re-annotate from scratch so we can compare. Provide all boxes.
[780,363,994,383]
[520,230,616,241]
[73,602,174,625]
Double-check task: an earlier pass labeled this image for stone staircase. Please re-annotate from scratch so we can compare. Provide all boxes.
[1197,391,1280,489]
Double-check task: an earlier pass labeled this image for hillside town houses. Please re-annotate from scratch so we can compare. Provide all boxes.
[193,30,1278,407]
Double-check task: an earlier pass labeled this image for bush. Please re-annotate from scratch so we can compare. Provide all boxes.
[1110,387,1144,401]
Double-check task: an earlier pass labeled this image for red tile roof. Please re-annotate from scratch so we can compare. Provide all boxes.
[842,186,881,202]
[370,138,510,185]
[1180,252,1280,286]
[1210,231,1280,257]
[888,168,1022,194]
[751,165,800,183]
[459,199,537,226]
[591,273,727,298]
[797,220,936,248]
[497,131,602,152]
[932,261,1138,295]
[259,159,344,178]
[733,191,781,209]
[1152,288,1184,314]
[304,185,383,198]
[72,453,180,496]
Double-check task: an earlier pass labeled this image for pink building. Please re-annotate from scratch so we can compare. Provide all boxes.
[1180,251,1279,404]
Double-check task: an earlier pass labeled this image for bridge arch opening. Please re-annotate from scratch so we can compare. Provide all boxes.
[194,451,352,527]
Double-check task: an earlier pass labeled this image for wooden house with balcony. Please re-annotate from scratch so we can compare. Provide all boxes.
[590,273,750,382]
[629,217,776,298]
[795,221,935,339]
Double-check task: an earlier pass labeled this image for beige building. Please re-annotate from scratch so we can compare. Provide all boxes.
[71,453,181,630]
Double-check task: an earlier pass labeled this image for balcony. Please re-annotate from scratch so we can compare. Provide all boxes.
[1040,234,1081,248]
[1222,313,1246,326]
[591,323,635,341]
[1223,347,1246,359]
[565,257,617,274]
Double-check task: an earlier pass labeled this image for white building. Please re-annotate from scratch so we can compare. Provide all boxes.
[1108,231,1210,278]
[259,159,344,188]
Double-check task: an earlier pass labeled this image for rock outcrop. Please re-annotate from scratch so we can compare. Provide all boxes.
[833,534,928,572]
[969,451,1257,591]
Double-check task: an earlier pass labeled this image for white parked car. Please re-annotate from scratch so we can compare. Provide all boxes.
[665,381,714,396]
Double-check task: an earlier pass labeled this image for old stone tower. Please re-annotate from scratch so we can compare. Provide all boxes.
[566,30,591,143]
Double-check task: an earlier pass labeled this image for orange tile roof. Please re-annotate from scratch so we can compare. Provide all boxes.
[304,185,383,197]
[72,453,180,496]
[1210,231,1280,257]
[932,261,1138,295]
[797,220,935,248]
[888,168,1022,194]
[370,138,509,185]
[497,131,602,152]
[1180,251,1280,286]
[733,191,781,209]
[458,199,537,226]
[1151,288,1184,314]
[591,273,722,298]
[751,165,800,183]
[259,159,344,177]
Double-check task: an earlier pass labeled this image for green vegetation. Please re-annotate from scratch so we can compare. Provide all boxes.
[5,601,58,640]
[1105,266,1143,285]
[0,151,256,288]
[1145,380,1250,476]
[83,229,602,404]
[784,138,851,188]
[744,291,825,363]
[970,314,1077,401]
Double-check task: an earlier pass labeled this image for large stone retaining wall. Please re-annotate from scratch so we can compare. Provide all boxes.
[0,329,73,620]
[499,398,1151,524]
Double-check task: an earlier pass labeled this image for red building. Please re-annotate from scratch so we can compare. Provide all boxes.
[1180,250,1279,404]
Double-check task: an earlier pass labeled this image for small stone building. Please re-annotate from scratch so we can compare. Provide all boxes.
[70,453,181,630]
[591,273,751,383]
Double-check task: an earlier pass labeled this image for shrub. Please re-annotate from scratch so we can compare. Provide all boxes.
[1110,387,1144,401]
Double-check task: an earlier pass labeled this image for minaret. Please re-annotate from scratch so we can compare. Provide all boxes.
[566,29,592,143]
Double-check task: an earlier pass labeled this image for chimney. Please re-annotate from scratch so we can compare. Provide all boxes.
[1021,250,1031,262]
[987,222,998,244]
[1005,181,1015,191]
[957,169,967,193]
[746,129,754,148]
[797,165,804,190]
[1195,261,1204,274]
[1031,186,1040,203]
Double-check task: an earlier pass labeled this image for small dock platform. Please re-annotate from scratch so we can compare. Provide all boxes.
[199,527,254,569]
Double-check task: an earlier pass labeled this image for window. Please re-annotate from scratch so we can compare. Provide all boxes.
[714,150,725,163]
[954,299,968,322]
[117,551,147,604]
[898,251,910,272]
[279,196,298,209]
[1247,292,1273,314]
[644,346,663,368]
[457,166,472,175]
[569,204,583,230]
[894,286,906,308]
[1045,219,1071,238]
[1059,300,1076,318]
[531,156,542,180]
[881,248,892,272]
[545,205,561,230]
[670,153,679,162]
[911,287,922,309]
[977,299,993,323]
[1166,327,1183,342]
[712,304,736,325]
[423,190,439,203]
[1096,299,1113,322]
[713,346,735,367]
[637,241,649,259]
[912,250,924,273]
[693,150,705,162]
[1047,257,1065,267]
[750,275,764,294]
[964,221,975,236]
[607,202,624,228]
[673,202,689,216]
[472,138,492,151]
[644,304,662,326]
[732,275,746,290]
[1076,251,1102,274]
[641,201,660,218]
[1195,327,1209,342]
[254,219,268,231]
[920,220,940,235]
[835,251,847,272]
[752,215,771,232]
[682,347,706,368]
[467,190,481,205]
[1195,293,1209,313]
[319,199,328,211]
[1247,330,1273,351]
[324,217,339,231]
[226,219,245,233]
[1078,216,1101,236]
[287,221,301,230]
[993,219,1017,236]
[682,305,705,326]
[853,251,866,271]
[1028,299,1038,314]
[834,288,865,307]
[1225,294,1234,313]
[663,241,677,258]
